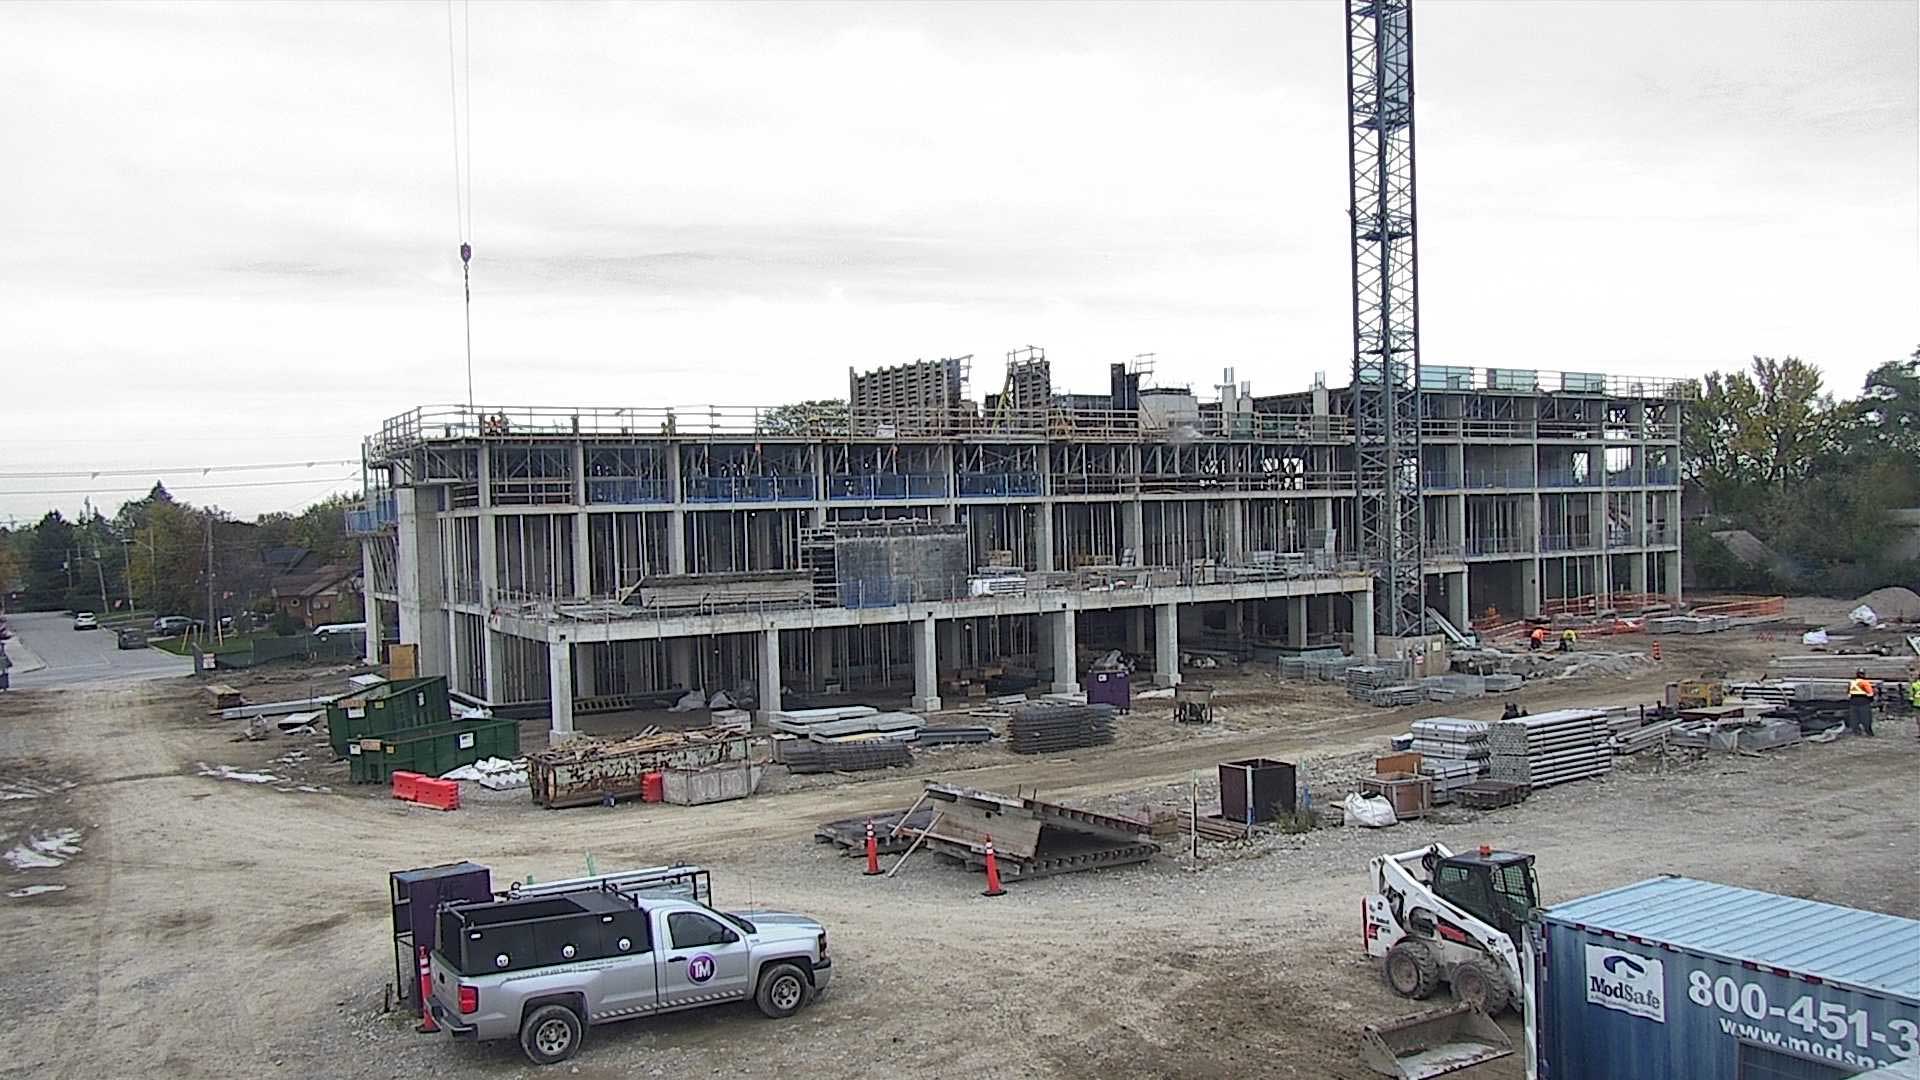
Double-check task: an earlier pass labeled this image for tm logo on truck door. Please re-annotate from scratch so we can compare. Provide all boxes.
[1585,945,1667,1023]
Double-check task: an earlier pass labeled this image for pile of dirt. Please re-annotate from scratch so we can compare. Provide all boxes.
[1854,586,1920,622]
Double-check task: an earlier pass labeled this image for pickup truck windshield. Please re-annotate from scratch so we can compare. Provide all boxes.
[714,910,756,935]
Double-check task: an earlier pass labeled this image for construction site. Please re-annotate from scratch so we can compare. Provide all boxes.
[3,2,1915,1080]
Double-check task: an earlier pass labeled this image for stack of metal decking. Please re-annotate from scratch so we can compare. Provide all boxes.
[1419,757,1484,800]
[1008,703,1116,754]
[1488,708,1613,789]
[1408,717,1491,761]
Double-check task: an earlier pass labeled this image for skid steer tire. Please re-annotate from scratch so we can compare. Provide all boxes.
[1451,958,1510,1014]
[1384,939,1440,1000]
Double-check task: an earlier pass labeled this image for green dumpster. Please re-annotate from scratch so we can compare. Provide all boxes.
[327,676,453,759]
[347,716,521,784]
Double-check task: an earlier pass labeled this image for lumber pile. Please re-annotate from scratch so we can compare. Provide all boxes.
[1488,708,1612,789]
[1008,703,1116,754]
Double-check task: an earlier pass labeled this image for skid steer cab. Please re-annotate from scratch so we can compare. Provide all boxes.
[1363,843,1538,1014]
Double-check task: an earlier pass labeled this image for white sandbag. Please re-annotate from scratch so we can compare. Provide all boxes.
[668,690,705,712]
[1341,792,1398,828]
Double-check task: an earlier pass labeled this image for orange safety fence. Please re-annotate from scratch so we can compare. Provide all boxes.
[1690,595,1787,618]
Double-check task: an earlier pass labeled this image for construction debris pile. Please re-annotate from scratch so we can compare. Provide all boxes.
[527,729,749,808]
[1008,703,1116,754]
[1488,708,1613,789]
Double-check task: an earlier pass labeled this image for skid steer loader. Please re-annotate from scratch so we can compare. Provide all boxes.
[1356,843,1539,1078]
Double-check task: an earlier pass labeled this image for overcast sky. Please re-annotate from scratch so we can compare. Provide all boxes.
[2,0,1915,522]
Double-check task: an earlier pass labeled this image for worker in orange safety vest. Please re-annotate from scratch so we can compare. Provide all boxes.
[1529,626,1547,652]
[1846,670,1876,736]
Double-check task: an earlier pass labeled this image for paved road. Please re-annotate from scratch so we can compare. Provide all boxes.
[1,611,192,691]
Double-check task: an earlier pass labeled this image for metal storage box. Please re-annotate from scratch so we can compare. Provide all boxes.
[1086,669,1131,712]
[1218,758,1296,824]
[389,861,491,1008]
[436,891,648,976]
[348,716,519,784]
[327,676,452,758]
[1527,876,1920,1080]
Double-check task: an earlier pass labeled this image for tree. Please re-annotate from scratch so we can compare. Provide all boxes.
[1734,356,1831,489]
[23,512,76,611]
[755,399,848,436]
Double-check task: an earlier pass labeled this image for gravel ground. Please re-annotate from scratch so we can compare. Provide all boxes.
[1,617,1914,1079]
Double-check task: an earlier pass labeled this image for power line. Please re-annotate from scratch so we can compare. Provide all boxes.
[0,476,357,497]
[0,459,359,480]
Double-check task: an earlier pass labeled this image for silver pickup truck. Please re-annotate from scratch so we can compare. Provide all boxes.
[426,885,831,1065]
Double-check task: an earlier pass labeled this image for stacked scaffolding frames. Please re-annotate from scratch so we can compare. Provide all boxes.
[1346,0,1426,638]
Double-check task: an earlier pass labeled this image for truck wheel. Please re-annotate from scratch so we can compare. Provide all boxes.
[520,1003,584,1066]
[1451,959,1510,1014]
[1383,940,1440,1000]
[755,962,810,1019]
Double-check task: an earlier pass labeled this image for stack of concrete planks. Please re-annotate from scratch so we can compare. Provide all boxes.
[1008,703,1115,754]
[1421,674,1486,702]
[800,713,925,743]
[1767,655,1915,681]
[1484,673,1523,693]
[1648,615,1733,634]
[1409,717,1491,760]
[1488,708,1613,789]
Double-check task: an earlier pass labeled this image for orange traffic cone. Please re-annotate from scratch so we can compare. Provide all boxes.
[863,818,882,876]
[981,834,1006,897]
[414,947,439,1033]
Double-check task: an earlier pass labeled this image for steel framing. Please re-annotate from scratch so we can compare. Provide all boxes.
[1346,0,1426,638]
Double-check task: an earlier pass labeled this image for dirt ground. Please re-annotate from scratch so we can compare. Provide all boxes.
[2,613,1916,1080]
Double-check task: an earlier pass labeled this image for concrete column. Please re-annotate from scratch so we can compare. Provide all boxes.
[548,637,575,744]
[1288,595,1307,648]
[1447,571,1470,631]
[573,512,592,598]
[669,637,696,692]
[1121,500,1144,566]
[482,626,501,703]
[1222,500,1245,564]
[361,541,382,665]
[1126,608,1148,654]
[1154,602,1181,688]
[911,616,941,712]
[395,487,452,677]
[1521,559,1543,617]
[667,510,688,575]
[1352,588,1376,660]
[1629,551,1649,595]
[1663,551,1683,603]
[1033,504,1055,572]
[810,629,835,691]
[666,445,689,574]
[1224,600,1245,638]
[757,627,782,720]
[938,618,963,672]
[1594,554,1612,608]
[575,642,598,699]
[1049,608,1078,694]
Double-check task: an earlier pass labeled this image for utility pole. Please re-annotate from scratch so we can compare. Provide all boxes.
[93,544,109,615]
[122,538,135,612]
[205,515,216,644]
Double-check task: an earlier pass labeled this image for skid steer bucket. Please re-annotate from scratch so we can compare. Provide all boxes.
[1357,1004,1512,1079]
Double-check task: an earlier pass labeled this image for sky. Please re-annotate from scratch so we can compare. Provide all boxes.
[1,0,1915,522]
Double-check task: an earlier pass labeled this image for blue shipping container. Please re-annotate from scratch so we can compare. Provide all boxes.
[1528,877,1920,1080]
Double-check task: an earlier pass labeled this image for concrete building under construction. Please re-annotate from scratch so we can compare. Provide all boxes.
[350,362,1686,742]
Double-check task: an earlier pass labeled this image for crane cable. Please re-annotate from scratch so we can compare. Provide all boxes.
[446,0,474,411]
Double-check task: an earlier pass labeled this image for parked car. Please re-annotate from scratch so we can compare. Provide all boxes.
[152,615,196,636]
[311,621,367,640]
[427,890,830,1065]
[115,627,149,650]
[73,612,98,631]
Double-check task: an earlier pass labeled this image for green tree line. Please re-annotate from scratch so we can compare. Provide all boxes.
[0,484,362,621]
[1684,348,1920,594]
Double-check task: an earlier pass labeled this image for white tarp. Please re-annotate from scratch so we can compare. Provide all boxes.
[441,756,528,790]
[1850,605,1880,627]
[668,690,705,712]
[1801,629,1830,646]
[1341,792,1398,828]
